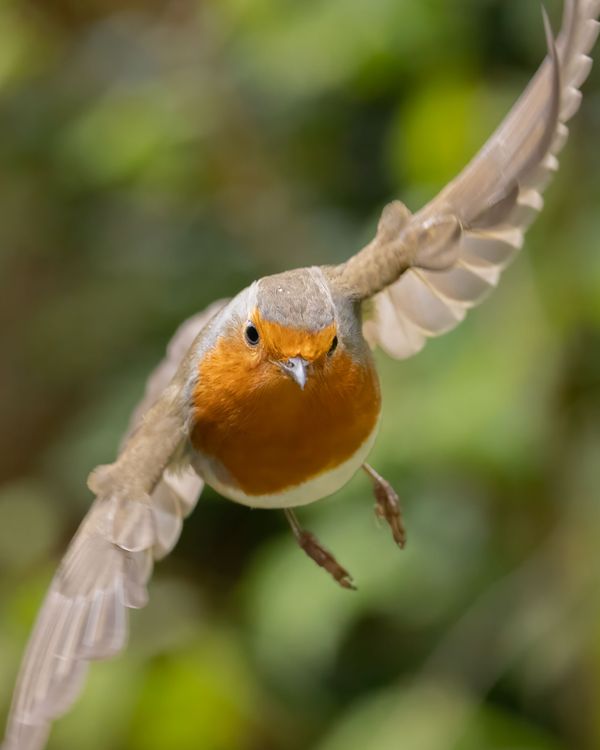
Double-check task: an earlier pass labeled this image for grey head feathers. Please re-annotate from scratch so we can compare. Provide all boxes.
[256,267,336,331]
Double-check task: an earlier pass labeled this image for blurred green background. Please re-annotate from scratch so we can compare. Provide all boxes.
[1,0,600,748]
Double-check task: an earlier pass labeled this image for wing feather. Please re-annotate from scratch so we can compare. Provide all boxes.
[364,0,599,359]
[1,301,227,750]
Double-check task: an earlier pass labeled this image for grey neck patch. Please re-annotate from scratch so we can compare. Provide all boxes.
[256,268,335,331]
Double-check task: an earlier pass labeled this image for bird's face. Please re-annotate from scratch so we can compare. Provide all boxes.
[240,311,339,390]
[229,268,345,393]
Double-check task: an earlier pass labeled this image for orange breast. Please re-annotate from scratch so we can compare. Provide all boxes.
[190,334,381,496]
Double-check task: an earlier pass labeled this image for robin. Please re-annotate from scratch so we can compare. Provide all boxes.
[2,2,598,748]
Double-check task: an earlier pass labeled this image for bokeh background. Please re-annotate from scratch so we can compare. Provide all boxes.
[1,0,600,748]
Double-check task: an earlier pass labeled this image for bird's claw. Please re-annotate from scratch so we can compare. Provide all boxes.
[298,531,356,590]
[364,465,407,548]
[284,509,356,590]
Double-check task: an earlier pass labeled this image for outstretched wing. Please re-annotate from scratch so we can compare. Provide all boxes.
[353,0,599,359]
[1,301,227,750]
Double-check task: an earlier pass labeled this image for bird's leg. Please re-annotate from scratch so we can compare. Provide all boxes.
[362,464,406,548]
[284,508,356,590]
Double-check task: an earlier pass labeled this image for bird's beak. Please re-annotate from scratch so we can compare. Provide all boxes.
[279,356,309,389]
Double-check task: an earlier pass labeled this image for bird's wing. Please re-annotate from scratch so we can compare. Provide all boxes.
[339,0,599,359]
[1,300,227,750]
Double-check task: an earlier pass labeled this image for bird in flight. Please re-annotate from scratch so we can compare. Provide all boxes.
[2,1,598,748]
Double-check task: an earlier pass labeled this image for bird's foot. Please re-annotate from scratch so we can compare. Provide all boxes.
[362,464,406,548]
[284,509,356,590]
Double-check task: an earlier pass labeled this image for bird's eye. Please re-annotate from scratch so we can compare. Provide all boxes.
[328,335,338,355]
[245,323,260,346]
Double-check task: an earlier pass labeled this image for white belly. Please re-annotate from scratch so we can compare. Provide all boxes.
[192,417,380,510]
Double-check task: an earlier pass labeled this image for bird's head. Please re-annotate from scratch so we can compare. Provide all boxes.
[244,269,340,390]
